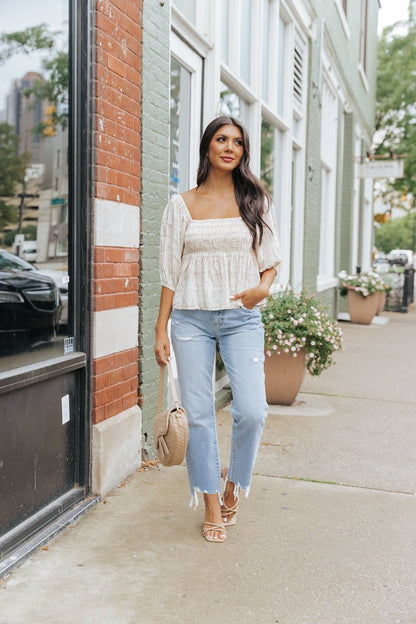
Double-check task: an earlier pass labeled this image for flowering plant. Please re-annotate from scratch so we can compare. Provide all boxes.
[338,271,389,298]
[261,288,343,377]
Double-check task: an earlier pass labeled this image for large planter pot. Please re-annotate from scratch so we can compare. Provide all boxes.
[375,291,386,316]
[347,290,377,325]
[264,350,306,405]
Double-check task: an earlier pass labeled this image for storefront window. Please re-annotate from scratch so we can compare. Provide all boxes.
[262,0,271,101]
[219,81,250,124]
[170,57,191,195]
[221,0,230,65]
[0,0,70,371]
[261,118,275,195]
[277,16,288,116]
[240,0,251,84]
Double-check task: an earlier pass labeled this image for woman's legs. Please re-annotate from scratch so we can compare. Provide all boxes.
[218,307,268,510]
[171,310,225,540]
[171,307,267,537]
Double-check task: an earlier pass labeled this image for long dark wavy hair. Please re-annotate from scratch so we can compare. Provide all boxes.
[196,116,271,250]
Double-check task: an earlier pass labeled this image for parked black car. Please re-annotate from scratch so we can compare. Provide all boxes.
[0,251,61,350]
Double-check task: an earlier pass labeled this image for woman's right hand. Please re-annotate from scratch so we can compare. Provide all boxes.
[154,328,171,366]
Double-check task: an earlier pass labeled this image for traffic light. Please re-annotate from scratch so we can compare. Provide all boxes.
[43,104,57,137]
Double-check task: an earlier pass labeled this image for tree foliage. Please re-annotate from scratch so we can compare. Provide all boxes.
[375,213,416,253]
[0,25,68,134]
[0,25,55,63]
[3,225,37,247]
[0,122,27,196]
[0,122,28,229]
[375,0,416,196]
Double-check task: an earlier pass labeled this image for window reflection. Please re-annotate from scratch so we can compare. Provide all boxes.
[220,82,241,119]
[240,0,251,84]
[261,118,275,195]
[170,57,191,195]
[0,0,69,370]
[277,16,287,116]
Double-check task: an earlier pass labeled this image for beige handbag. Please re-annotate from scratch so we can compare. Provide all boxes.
[153,362,188,466]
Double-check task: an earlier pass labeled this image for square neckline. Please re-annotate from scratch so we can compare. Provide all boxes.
[178,193,242,222]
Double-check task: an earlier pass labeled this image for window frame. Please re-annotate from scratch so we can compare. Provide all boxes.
[317,73,339,292]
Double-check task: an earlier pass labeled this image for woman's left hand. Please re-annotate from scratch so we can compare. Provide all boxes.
[231,285,268,309]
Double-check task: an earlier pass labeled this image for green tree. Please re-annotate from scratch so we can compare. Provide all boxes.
[0,25,68,134]
[3,225,37,247]
[375,0,416,195]
[375,213,416,252]
[0,122,29,229]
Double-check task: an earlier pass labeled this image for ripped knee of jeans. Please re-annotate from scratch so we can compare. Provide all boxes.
[173,332,193,342]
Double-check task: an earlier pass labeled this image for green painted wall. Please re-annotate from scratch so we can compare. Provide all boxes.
[303,17,323,293]
[310,0,378,137]
[304,2,378,315]
[140,0,171,458]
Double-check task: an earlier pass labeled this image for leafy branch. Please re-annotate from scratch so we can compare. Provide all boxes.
[0,25,68,135]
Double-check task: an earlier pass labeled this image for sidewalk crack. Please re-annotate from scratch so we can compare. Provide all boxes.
[256,473,416,496]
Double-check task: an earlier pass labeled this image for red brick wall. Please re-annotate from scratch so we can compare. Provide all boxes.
[94,0,142,205]
[93,348,138,423]
[93,247,139,312]
[92,0,142,426]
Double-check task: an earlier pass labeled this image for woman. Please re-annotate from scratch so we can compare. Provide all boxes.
[154,116,281,543]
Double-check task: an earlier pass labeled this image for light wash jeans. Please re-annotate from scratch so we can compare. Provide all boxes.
[171,308,268,506]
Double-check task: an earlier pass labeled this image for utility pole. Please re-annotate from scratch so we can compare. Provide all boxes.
[15,187,39,256]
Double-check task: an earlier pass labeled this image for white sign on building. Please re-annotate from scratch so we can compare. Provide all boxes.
[358,159,404,179]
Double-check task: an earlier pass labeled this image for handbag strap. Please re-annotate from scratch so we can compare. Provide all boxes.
[157,361,180,413]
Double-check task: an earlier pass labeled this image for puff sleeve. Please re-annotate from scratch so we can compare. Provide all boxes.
[255,203,282,273]
[159,195,187,291]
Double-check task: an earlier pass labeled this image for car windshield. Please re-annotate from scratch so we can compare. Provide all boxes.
[0,251,35,272]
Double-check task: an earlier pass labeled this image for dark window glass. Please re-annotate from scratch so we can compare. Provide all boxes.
[0,0,70,371]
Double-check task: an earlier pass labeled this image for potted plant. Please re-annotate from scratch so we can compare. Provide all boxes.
[338,271,387,324]
[261,288,343,405]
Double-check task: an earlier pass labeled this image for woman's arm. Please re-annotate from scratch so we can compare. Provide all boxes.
[231,266,277,309]
[154,286,174,366]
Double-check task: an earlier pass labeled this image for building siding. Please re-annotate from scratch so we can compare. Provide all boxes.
[140,0,170,458]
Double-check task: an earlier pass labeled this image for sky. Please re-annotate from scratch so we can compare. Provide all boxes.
[378,0,410,32]
[0,0,68,113]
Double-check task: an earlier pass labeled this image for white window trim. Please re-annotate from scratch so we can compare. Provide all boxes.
[360,178,374,271]
[317,74,338,289]
[171,5,213,57]
[351,131,361,273]
[317,276,339,292]
[358,62,369,92]
[334,0,351,40]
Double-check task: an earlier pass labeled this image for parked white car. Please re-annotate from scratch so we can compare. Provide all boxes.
[387,249,414,267]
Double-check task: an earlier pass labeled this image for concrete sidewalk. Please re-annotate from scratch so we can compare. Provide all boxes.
[1,308,416,624]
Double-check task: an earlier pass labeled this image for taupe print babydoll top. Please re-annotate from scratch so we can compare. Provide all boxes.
[160,193,282,310]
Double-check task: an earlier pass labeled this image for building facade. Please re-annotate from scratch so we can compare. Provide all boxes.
[0,0,378,574]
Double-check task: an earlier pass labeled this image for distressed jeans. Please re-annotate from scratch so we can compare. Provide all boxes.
[171,308,268,506]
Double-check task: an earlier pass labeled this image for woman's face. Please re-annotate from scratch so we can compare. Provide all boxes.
[207,124,244,172]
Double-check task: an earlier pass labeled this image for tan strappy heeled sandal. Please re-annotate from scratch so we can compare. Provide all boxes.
[221,499,239,527]
[221,466,239,527]
[202,522,227,543]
